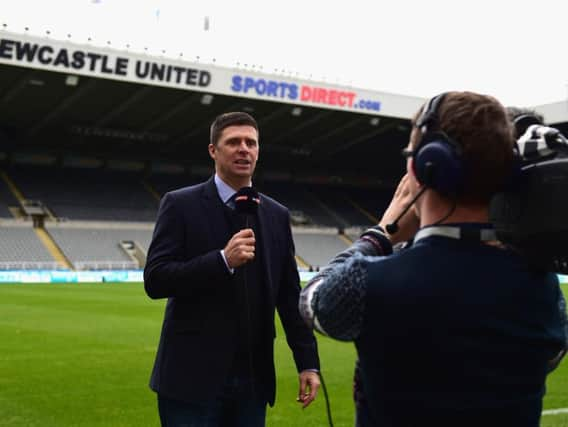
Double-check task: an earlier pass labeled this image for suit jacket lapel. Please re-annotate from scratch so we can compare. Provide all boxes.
[202,176,232,251]
[257,196,276,305]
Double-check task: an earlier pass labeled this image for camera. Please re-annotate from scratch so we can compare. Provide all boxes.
[489,122,568,273]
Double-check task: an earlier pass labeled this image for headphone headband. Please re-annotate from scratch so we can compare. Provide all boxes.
[416,93,448,131]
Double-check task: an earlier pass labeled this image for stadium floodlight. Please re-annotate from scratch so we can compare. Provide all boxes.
[201,94,214,105]
[65,75,79,87]
[291,107,302,117]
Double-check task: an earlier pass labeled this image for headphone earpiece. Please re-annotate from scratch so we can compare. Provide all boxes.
[413,132,464,196]
[413,93,465,197]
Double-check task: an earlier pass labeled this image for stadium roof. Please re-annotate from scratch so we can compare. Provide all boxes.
[0,30,566,187]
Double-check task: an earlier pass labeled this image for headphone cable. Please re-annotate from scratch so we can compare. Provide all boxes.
[432,198,457,226]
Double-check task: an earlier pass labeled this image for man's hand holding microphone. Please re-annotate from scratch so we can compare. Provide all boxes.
[224,229,256,268]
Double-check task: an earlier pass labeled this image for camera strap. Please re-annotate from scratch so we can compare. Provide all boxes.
[413,225,497,244]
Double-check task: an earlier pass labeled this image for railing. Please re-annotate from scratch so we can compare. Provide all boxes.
[0,261,65,270]
[73,261,139,270]
[290,210,311,225]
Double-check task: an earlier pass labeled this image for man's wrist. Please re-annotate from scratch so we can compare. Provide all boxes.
[220,250,235,274]
[360,225,393,256]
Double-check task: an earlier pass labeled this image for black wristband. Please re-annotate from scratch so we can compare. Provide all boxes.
[360,226,393,256]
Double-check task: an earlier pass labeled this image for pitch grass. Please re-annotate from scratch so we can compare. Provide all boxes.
[0,283,566,427]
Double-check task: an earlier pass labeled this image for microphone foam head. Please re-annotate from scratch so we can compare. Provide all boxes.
[234,187,260,215]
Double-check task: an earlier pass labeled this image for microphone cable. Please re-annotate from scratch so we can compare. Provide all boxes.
[319,370,334,427]
[242,214,257,401]
[234,187,261,401]
[385,185,427,234]
[386,163,434,235]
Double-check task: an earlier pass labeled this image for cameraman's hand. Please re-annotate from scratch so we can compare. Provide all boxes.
[224,229,255,268]
[379,174,420,244]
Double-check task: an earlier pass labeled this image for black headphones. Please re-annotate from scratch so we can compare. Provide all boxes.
[411,92,464,197]
[511,113,543,138]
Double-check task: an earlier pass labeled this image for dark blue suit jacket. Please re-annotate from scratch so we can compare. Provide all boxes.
[144,177,319,405]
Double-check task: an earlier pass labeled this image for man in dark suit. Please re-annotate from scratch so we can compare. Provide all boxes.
[144,111,320,426]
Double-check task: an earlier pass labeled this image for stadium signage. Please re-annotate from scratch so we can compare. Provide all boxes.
[0,269,564,284]
[0,269,322,284]
[0,269,144,283]
[0,37,211,88]
[0,31,426,119]
[230,74,381,112]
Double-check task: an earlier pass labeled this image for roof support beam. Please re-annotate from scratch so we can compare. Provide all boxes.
[257,105,291,126]
[302,117,366,151]
[141,93,199,132]
[95,85,154,127]
[0,71,35,104]
[168,101,244,149]
[324,120,399,156]
[269,111,333,145]
[27,80,98,137]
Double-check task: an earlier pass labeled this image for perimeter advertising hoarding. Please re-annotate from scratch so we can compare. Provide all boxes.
[0,270,144,283]
[0,270,566,284]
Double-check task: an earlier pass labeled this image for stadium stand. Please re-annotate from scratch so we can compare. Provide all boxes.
[46,222,153,270]
[258,181,345,227]
[345,186,393,223]
[0,221,61,270]
[146,171,205,196]
[4,162,383,227]
[0,29,566,280]
[257,181,386,229]
[0,162,387,272]
[304,184,376,227]
[7,165,159,221]
[292,228,351,269]
[0,162,388,272]
[0,175,19,218]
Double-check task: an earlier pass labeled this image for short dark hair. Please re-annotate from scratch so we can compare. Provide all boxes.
[411,91,515,204]
[210,112,259,146]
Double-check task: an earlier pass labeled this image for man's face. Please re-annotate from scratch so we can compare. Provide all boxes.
[208,124,259,186]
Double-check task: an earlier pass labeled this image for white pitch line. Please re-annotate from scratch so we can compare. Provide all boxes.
[542,408,568,416]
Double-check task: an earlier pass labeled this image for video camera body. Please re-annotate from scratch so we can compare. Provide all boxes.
[489,122,568,273]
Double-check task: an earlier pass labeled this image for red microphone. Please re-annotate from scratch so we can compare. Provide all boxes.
[234,187,260,226]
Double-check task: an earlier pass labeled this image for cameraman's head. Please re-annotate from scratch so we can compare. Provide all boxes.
[506,107,544,139]
[407,91,515,217]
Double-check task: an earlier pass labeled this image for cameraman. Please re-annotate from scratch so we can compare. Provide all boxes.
[300,91,567,427]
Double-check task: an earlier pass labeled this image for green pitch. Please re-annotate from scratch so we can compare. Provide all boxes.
[0,283,566,427]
